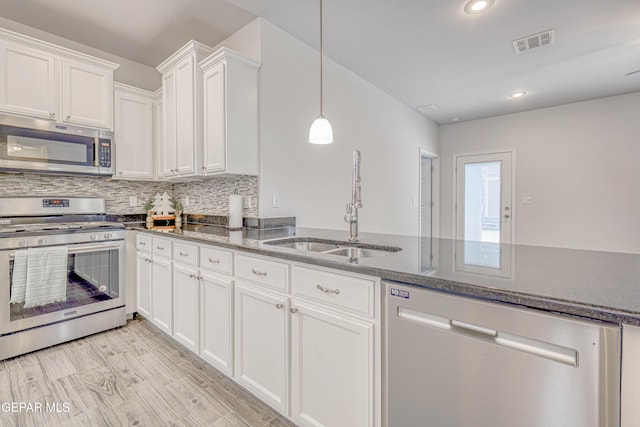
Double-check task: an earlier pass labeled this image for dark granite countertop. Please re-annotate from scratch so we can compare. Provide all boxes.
[130,224,640,326]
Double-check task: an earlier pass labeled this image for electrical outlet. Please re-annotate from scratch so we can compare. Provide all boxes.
[184,196,190,207]
[272,194,279,208]
[129,196,137,207]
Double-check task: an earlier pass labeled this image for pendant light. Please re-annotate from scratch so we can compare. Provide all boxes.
[309,0,333,144]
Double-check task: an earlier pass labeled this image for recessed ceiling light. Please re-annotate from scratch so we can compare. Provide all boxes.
[509,91,527,99]
[451,117,460,122]
[464,0,495,14]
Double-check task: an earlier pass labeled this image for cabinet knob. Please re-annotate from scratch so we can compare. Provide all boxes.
[66,115,71,120]
[275,303,284,309]
[290,308,298,314]
[189,274,196,279]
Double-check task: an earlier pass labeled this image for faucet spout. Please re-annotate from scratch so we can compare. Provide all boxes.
[344,150,362,242]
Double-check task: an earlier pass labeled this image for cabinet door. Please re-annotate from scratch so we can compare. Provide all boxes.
[158,69,177,178]
[291,302,374,427]
[114,87,154,180]
[200,272,233,375]
[136,252,152,319]
[151,256,173,334]
[234,283,289,414]
[175,56,196,175]
[202,62,226,173]
[61,59,113,129]
[173,263,199,353]
[0,41,56,119]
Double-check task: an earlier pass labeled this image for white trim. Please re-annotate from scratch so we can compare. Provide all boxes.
[0,27,118,70]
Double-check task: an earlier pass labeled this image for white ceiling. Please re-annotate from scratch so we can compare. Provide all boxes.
[1,0,639,124]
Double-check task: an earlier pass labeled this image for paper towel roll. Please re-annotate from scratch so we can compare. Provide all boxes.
[229,194,244,230]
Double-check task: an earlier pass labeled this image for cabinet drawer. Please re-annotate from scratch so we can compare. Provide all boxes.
[236,254,289,291]
[201,246,233,276]
[173,241,199,266]
[152,236,172,257]
[292,266,375,317]
[137,233,152,252]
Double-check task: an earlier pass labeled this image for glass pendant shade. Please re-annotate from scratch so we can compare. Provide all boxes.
[309,114,333,144]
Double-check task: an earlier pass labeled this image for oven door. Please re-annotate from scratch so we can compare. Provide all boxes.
[0,239,125,335]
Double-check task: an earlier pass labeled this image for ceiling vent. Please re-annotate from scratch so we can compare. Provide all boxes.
[513,29,554,54]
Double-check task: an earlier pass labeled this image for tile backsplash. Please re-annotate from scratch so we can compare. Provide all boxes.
[0,173,258,217]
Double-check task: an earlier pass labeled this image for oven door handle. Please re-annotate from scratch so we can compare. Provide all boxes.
[8,242,123,259]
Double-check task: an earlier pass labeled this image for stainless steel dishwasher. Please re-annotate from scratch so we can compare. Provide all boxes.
[384,281,621,427]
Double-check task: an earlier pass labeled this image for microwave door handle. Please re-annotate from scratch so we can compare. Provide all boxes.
[94,137,99,166]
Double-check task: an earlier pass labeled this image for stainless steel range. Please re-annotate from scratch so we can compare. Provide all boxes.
[0,197,125,360]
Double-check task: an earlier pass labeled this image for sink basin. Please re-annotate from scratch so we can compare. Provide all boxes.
[272,241,341,252]
[322,247,393,259]
[263,237,401,259]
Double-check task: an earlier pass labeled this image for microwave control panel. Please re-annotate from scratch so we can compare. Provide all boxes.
[98,139,112,167]
[43,199,70,208]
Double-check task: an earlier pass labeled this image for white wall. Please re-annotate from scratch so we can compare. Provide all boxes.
[0,16,160,90]
[440,92,640,254]
[255,20,439,236]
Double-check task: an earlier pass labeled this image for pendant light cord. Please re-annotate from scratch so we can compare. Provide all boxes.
[319,0,324,116]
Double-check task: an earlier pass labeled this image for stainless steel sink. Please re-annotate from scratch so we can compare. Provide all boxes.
[263,237,401,259]
[322,247,392,258]
[272,241,341,252]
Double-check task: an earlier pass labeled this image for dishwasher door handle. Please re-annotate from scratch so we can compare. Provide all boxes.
[451,320,497,337]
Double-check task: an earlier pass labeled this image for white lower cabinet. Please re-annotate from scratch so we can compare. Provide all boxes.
[291,302,374,427]
[151,256,173,335]
[200,271,234,375]
[173,263,200,353]
[135,251,152,319]
[234,282,289,414]
[134,233,380,426]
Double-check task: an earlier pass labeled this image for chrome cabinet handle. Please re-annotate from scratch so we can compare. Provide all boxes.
[179,251,188,256]
[49,112,56,119]
[157,246,165,250]
[209,258,221,264]
[189,274,196,279]
[251,269,267,277]
[275,303,284,309]
[290,308,298,314]
[317,284,340,295]
[139,242,146,246]
[66,115,71,120]
[197,275,203,281]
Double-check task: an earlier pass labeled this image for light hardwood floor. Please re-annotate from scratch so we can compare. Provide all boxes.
[0,318,297,427]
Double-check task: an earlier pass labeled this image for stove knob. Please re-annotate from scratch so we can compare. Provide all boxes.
[18,239,27,247]
[104,233,113,239]
[37,238,46,246]
[90,234,98,240]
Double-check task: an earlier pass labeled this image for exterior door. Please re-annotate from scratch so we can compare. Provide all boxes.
[455,151,513,277]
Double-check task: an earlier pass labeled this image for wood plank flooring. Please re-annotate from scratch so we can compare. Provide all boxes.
[0,318,297,427]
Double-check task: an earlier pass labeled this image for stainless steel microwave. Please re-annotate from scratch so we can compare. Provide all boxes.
[0,114,113,176]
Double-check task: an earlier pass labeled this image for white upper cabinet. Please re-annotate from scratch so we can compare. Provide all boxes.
[113,83,155,180]
[0,28,118,129]
[0,40,56,119]
[200,48,260,176]
[156,40,213,180]
[62,58,114,129]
